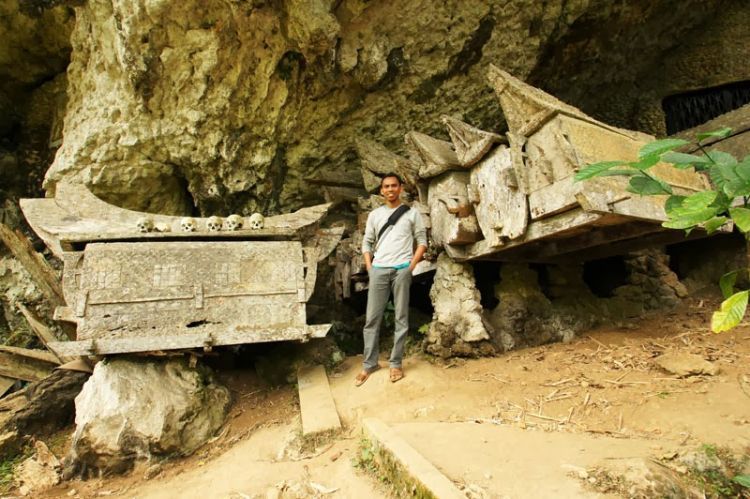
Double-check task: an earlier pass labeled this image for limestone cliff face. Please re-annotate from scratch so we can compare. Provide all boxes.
[10,0,749,217]
[0,0,72,214]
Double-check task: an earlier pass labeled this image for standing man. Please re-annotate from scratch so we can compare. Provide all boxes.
[355,173,427,386]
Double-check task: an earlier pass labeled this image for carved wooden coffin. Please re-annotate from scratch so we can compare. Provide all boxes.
[21,177,339,355]
[354,65,720,265]
[49,241,327,356]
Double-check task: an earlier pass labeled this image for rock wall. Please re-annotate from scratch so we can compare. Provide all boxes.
[27,0,747,216]
[530,0,750,136]
[0,0,72,206]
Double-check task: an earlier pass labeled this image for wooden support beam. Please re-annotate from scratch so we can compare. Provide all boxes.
[48,324,332,356]
[550,227,715,264]
[0,346,58,382]
[0,224,64,307]
[503,221,664,262]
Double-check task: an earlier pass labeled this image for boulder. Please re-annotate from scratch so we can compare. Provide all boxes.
[68,357,230,475]
[14,441,61,496]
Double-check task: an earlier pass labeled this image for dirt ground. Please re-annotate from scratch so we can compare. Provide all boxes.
[32,293,750,498]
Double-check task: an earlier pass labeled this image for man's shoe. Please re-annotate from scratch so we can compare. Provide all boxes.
[389,367,404,383]
[354,365,381,387]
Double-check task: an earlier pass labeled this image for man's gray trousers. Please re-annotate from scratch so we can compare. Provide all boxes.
[362,266,412,370]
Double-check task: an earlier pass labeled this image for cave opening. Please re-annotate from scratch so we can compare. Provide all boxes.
[582,256,629,298]
[662,80,750,135]
[472,261,501,309]
[666,232,747,284]
[530,263,552,300]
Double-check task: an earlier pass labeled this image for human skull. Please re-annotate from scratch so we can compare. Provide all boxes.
[206,216,223,232]
[249,213,264,230]
[180,217,197,232]
[136,217,154,233]
[225,214,243,231]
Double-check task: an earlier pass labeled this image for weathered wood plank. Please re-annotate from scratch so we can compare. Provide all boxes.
[406,131,461,178]
[297,365,341,436]
[21,185,332,258]
[550,227,717,264]
[0,224,64,307]
[16,304,69,359]
[470,146,527,242]
[676,104,750,154]
[502,221,665,262]
[441,115,505,167]
[48,324,331,356]
[0,376,15,398]
[0,347,58,382]
[458,209,603,261]
[428,172,482,248]
[0,346,60,364]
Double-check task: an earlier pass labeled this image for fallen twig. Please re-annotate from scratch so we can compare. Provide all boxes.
[582,392,591,411]
[526,413,565,423]
[543,378,574,387]
[588,335,611,350]
[486,373,509,383]
[603,379,648,386]
[565,406,574,424]
[546,393,573,402]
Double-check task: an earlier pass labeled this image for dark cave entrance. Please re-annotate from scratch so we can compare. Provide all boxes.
[582,256,630,298]
[662,80,750,135]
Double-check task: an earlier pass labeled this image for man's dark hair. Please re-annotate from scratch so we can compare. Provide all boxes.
[380,173,402,187]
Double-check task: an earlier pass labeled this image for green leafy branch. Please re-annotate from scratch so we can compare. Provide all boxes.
[575,127,750,332]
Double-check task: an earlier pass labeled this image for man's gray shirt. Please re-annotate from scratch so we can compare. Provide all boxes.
[361,205,427,267]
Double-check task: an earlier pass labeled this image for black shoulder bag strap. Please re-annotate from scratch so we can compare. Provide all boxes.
[374,204,410,250]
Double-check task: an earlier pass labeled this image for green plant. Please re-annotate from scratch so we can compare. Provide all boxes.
[0,452,27,494]
[701,443,719,458]
[683,444,749,497]
[576,127,750,332]
[352,437,377,472]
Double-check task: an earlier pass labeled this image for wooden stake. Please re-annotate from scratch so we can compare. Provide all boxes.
[0,224,64,307]
[17,303,70,359]
[0,376,15,397]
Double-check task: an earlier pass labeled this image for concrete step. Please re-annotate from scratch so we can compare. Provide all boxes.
[297,365,342,436]
[362,418,464,499]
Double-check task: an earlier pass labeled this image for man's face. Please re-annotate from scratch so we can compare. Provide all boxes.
[380,176,402,202]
